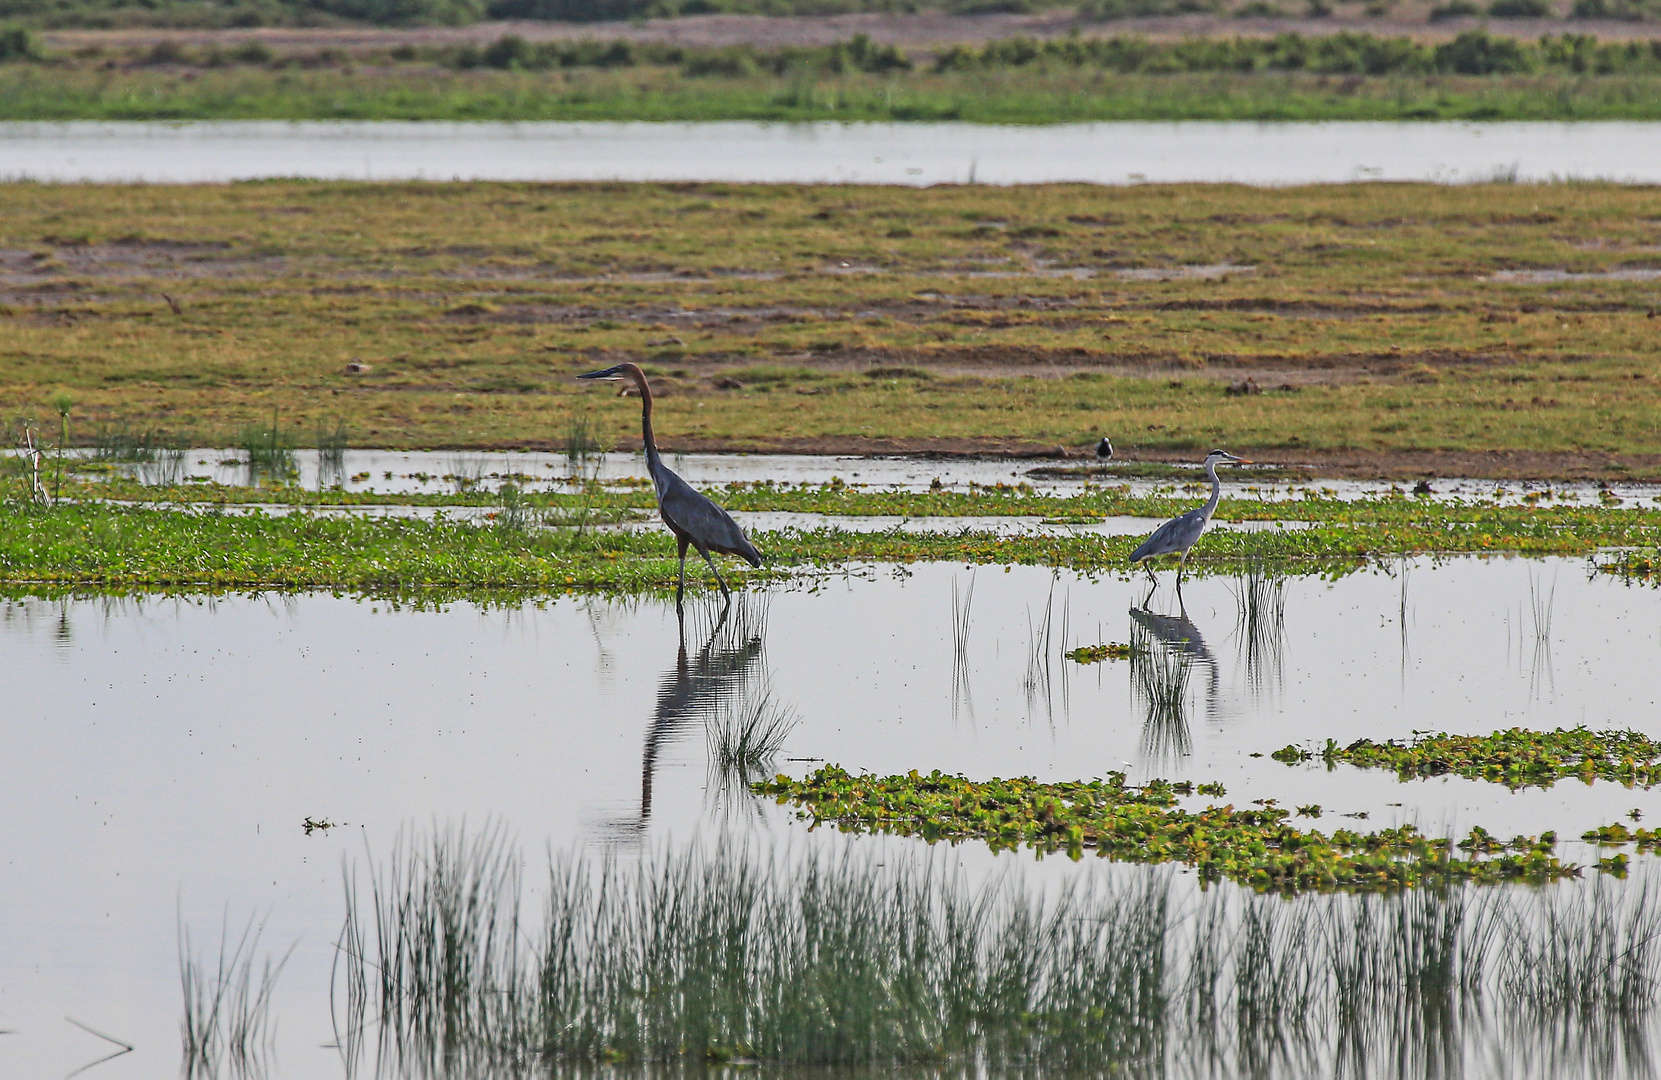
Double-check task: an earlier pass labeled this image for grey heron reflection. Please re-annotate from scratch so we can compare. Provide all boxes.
[598,595,784,841]
[1129,601,1220,764]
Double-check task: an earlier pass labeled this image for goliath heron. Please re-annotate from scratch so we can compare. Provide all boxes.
[577,362,762,602]
[1129,449,1250,583]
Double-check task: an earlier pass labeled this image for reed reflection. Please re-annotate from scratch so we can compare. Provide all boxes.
[1228,567,1287,706]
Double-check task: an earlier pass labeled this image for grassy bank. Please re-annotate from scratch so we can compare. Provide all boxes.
[10,32,1661,120]
[5,180,1661,475]
[19,64,1661,121]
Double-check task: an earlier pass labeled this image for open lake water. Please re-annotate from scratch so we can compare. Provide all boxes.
[6,528,1661,1075]
[5,120,1661,184]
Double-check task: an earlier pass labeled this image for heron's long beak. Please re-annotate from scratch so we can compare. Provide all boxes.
[577,365,626,381]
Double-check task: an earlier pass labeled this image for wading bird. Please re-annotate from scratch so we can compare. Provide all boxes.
[1096,437,1114,460]
[577,362,762,602]
[1130,449,1250,585]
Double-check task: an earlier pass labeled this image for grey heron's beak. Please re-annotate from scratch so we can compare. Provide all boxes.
[576,364,627,381]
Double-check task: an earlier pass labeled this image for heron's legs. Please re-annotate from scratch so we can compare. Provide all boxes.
[698,546,732,599]
[1175,550,1189,594]
[675,535,690,605]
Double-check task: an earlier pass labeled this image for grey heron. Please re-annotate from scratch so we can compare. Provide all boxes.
[577,362,762,602]
[1129,449,1250,582]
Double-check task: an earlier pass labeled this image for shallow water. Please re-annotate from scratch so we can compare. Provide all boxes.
[4,555,1661,1076]
[74,446,1661,507]
[5,120,1661,185]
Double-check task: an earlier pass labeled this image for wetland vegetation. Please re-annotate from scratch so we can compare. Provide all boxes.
[9,29,1661,120]
[4,181,1661,478]
[6,486,1661,591]
[754,764,1572,888]
[330,825,1661,1075]
[1272,726,1661,788]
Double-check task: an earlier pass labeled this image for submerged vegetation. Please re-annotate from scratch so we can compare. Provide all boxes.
[753,765,1571,889]
[1273,726,1661,789]
[333,827,1661,1075]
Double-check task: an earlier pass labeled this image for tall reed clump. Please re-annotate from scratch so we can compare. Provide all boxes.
[239,410,296,487]
[334,829,1661,1077]
[563,409,601,476]
[179,909,293,1079]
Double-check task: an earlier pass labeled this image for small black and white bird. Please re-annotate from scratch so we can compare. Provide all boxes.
[1095,437,1114,460]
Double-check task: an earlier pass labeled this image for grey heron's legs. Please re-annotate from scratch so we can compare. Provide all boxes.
[698,546,732,600]
[1175,550,1189,595]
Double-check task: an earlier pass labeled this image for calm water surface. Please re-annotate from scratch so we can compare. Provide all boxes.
[4,120,1661,184]
[4,556,1661,1076]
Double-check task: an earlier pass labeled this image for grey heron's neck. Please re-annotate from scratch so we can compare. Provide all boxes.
[1202,458,1223,520]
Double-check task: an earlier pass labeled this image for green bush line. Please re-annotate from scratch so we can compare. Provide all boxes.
[753,765,1574,891]
[13,31,1661,78]
[933,31,1661,77]
[9,44,1661,121]
[1272,726,1661,789]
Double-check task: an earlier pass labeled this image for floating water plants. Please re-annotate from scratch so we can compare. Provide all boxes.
[754,766,1571,891]
[1066,642,1137,662]
[1272,727,1661,789]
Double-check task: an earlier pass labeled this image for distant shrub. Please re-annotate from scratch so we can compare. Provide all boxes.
[0,25,40,61]
[1434,28,1536,71]
[310,0,487,25]
[230,39,274,63]
[1078,0,1217,17]
[1428,0,1483,19]
[1570,0,1661,17]
[481,32,532,68]
[485,0,653,21]
[1487,0,1553,14]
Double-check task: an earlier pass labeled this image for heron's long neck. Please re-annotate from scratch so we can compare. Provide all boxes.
[631,369,662,472]
[1202,458,1223,521]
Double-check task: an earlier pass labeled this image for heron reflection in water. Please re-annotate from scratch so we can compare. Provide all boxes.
[1129,600,1221,763]
[600,595,791,840]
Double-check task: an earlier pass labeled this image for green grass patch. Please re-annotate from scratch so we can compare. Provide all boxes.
[9,33,1661,121]
[754,765,1573,891]
[2,492,1660,594]
[6,180,1661,471]
[1273,726,1661,789]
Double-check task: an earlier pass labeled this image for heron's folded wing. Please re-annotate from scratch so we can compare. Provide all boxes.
[659,480,761,564]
